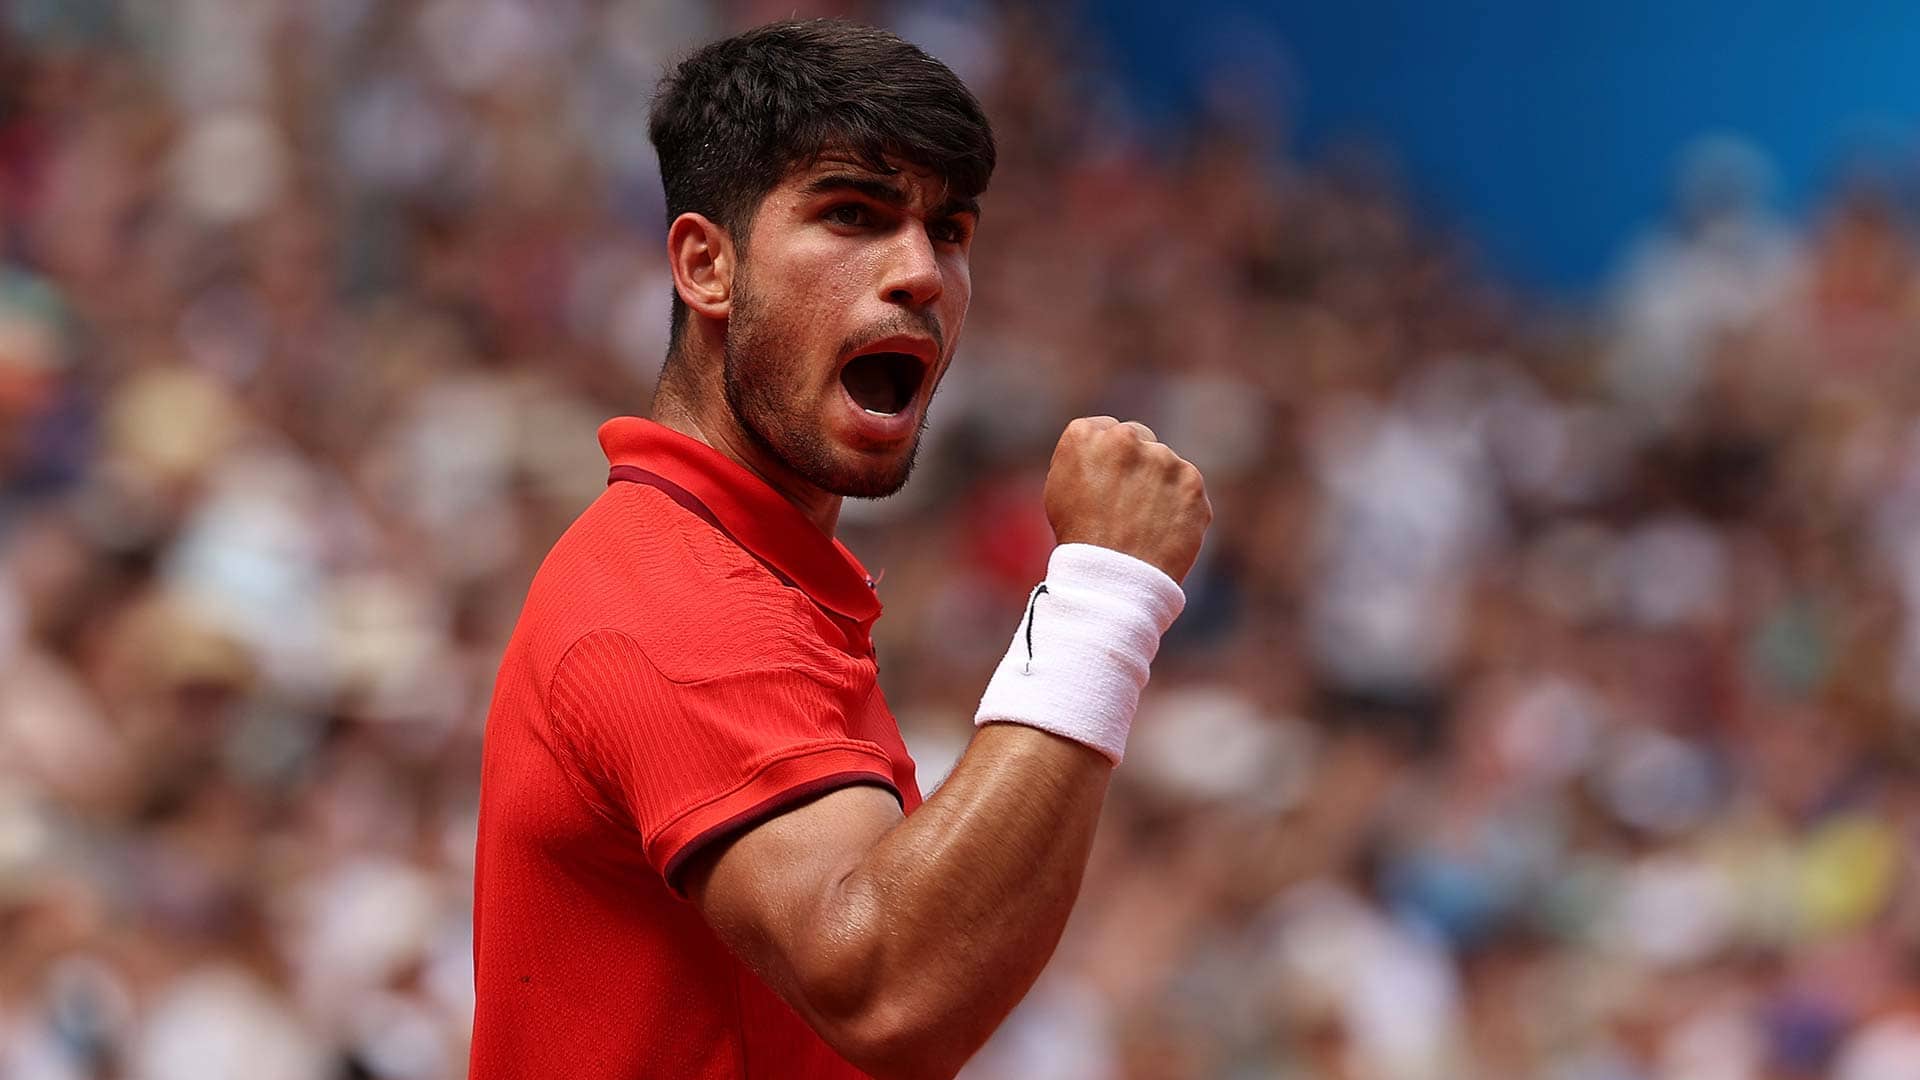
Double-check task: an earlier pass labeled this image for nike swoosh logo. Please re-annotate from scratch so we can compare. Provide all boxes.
[1023,584,1048,674]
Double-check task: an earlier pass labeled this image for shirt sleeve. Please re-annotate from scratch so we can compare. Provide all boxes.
[544,627,900,887]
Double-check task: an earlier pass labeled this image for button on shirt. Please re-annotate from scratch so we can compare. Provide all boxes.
[470,417,921,1079]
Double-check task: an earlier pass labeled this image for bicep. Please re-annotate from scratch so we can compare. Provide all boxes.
[683,782,904,1013]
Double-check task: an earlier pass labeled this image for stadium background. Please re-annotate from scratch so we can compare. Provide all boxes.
[3,1,1920,1077]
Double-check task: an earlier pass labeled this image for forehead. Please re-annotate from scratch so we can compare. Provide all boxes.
[776,152,958,209]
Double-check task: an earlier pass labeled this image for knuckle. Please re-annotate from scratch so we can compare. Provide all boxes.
[1184,474,1210,509]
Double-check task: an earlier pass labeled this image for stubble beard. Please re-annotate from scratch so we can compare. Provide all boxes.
[722,278,928,500]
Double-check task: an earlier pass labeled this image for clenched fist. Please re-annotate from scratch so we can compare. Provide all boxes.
[1043,417,1212,584]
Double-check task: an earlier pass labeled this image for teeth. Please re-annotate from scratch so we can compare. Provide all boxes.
[864,408,898,417]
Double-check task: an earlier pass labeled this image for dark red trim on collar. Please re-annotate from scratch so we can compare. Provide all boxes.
[607,465,804,594]
[598,417,881,630]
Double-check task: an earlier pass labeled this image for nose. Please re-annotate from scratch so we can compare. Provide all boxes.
[880,225,942,308]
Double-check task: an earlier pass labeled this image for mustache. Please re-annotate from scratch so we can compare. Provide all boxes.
[837,310,945,361]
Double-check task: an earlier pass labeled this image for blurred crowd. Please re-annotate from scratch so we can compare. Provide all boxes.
[3,1,1920,1078]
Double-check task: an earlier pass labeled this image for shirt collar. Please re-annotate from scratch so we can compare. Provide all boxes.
[598,417,882,629]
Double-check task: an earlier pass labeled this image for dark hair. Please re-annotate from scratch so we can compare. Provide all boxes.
[649,19,996,352]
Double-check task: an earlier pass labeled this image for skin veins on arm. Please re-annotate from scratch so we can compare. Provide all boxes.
[685,722,1111,1080]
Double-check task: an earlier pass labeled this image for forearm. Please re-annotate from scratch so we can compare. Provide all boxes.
[701,536,1193,1077]
[808,721,1110,1072]
[796,546,1184,1074]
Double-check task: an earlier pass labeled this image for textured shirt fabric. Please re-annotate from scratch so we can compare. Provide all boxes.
[469,417,921,1079]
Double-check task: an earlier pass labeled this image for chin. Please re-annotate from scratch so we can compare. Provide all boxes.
[817,451,915,499]
[728,380,924,500]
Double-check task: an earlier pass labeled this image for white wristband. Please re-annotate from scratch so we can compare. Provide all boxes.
[973,543,1186,764]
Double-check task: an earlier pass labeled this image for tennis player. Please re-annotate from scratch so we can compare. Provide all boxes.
[470,19,1210,1079]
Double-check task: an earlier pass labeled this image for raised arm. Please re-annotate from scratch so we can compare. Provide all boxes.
[684,417,1211,1079]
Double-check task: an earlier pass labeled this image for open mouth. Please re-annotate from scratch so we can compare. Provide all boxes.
[840,352,928,417]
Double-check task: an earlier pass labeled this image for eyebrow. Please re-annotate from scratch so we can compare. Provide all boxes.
[800,173,980,220]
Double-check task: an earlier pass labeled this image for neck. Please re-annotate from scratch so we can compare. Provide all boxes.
[651,372,842,536]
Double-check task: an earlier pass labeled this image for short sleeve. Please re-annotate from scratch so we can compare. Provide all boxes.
[545,628,900,886]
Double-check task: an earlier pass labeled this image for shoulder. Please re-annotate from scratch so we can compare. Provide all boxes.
[525,483,848,684]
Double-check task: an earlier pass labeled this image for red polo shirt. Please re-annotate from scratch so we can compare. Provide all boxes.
[470,417,921,1079]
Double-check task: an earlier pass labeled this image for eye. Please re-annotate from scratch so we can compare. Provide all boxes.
[824,204,870,228]
[929,218,971,246]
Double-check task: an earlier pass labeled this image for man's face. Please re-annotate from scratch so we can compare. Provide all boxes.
[721,154,976,499]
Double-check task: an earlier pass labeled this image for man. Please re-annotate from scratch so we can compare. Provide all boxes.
[470,19,1211,1080]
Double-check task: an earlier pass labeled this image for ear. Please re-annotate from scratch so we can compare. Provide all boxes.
[666,212,735,322]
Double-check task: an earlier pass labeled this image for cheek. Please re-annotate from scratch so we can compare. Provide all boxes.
[747,243,853,342]
[788,241,870,325]
[943,259,972,323]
